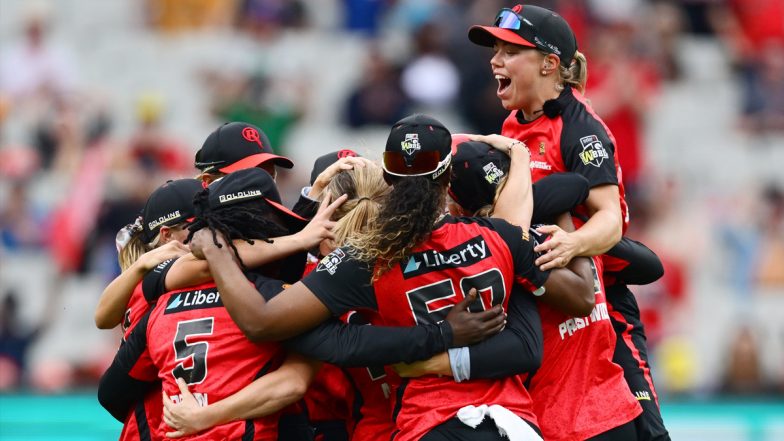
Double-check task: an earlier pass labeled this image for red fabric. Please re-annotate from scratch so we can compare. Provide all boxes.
[529,257,641,440]
[729,0,784,49]
[122,283,150,339]
[141,281,284,440]
[372,222,537,441]
[302,364,352,426]
[118,388,163,441]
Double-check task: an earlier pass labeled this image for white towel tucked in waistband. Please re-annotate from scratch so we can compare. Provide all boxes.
[456,404,543,441]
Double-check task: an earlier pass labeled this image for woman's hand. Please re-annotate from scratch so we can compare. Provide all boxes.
[189,228,228,260]
[309,157,376,199]
[534,225,582,270]
[138,240,189,270]
[393,352,452,378]
[446,288,506,347]
[293,192,348,251]
[163,378,214,438]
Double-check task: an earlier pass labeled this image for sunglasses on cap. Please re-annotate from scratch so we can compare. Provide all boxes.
[382,151,452,180]
[494,9,558,56]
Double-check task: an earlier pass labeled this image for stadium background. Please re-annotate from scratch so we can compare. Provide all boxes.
[0,0,782,439]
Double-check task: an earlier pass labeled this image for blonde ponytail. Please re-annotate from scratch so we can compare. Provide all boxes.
[559,50,588,93]
[322,165,388,248]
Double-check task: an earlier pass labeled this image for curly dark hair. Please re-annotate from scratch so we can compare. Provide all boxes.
[185,191,290,268]
[348,174,448,280]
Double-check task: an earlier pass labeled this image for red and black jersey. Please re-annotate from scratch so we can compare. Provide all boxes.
[502,85,629,232]
[341,310,395,441]
[302,215,548,441]
[110,277,285,440]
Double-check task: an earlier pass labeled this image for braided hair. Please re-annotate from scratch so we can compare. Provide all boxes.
[185,190,289,268]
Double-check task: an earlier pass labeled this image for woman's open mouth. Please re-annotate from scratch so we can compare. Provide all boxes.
[495,74,511,96]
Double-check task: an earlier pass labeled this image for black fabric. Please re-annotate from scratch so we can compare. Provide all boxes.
[283,317,446,367]
[134,395,152,441]
[468,286,543,378]
[310,150,360,186]
[277,412,315,441]
[195,121,292,171]
[142,257,177,303]
[291,193,319,220]
[420,416,541,441]
[97,312,157,422]
[531,172,590,224]
[604,238,664,286]
[607,285,670,441]
[301,250,378,316]
[586,419,638,441]
[448,141,510,214]
[482,217,550,290]
[312,420,349,441]
[140,179,202,243]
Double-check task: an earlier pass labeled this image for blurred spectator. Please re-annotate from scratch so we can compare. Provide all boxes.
[719,325,766,395]
[343,0,387,36]
[203,69,306,155]
[710,0,784,133]
[344,50,410,128]
[755,185,784,287]
[145,0,238,32]
[125,93,191,176]
[0,289,58,390]
[238,0,308,40]
[0,2,77,103]
[0,181,46,251]
[584,21,661,201]
[401,21,460,109]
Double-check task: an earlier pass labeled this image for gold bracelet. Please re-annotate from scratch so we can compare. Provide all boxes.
[508,140,524,154]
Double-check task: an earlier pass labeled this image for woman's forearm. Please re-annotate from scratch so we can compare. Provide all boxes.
[95,263,146,329]
[573,208,622,257]
[493,145,533,229]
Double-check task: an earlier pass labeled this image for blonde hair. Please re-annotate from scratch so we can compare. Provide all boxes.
[557,50,588,93]
[473,174,510,217]
[322,165,389,247]
[118,231,162,272]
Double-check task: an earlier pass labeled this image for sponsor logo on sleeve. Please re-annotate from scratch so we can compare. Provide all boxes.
[317,249,346,275]
[578,135,608,167]
[164,287,223,314]
[401,236,491,279]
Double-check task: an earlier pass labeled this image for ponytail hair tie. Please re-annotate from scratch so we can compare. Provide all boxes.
[115,216,143,252]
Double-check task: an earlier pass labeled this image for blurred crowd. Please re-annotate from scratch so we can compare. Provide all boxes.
[0,0,783,397]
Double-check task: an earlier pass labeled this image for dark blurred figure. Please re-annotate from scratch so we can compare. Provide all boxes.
[719,325,766,395]
[0,289,58,390]
[343,0,386,36]
[126,94,191,175]
[710,0,784,133]
[401,21,460,109]
[345,49,410,128]
[0,181,45,251]
[238,0,308,40]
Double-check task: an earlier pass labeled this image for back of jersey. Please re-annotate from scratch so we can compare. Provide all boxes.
[146,281,284,441]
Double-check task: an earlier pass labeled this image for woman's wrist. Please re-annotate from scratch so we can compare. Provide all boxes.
[507,141,529,157]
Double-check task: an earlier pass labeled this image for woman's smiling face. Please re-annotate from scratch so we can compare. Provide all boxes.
[490,40,544,110]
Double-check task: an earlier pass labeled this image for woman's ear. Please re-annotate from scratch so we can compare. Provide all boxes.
[542,53,560,74]
[159,226,172,244]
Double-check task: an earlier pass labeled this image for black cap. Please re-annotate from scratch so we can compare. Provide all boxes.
[309,149,360,186]
[468,4,577,67]
[194,122,294,174]
[448,139,510,214]
[141,179,203,242]
[382,114,452,180]
[205,168,307,232]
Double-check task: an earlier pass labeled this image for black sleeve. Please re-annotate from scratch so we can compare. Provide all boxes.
[141,257,177,303]
[283,316,450,366]
[531,173,590,224]
[604,237,664,285]
[561,116,619,188]
[97,312,158,422]
[468,287,543,378]
[301,248,378,315]
[291,193,319,220]
[486,218,550,292]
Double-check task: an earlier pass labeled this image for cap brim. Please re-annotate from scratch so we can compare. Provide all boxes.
[219,153,294,173]
[468,25,536,48]
[264,197,308,232]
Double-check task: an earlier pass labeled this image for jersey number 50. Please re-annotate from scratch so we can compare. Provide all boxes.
[172,318,214,385]
[405,268,506,324]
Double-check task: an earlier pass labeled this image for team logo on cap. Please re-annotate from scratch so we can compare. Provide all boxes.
[401,134,421,156]
[578,135,608,167]
[242,127,263,149]
[482,162,505,184]
[337,149,357,159]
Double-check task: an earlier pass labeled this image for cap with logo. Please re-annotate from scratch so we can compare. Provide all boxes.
[309,149,360,186]
[194,122,294,174]
[141,179,203,242]
[468,4,577,67]
[382,114,452,181]
[205,168,307,232]
[449,139,510,214]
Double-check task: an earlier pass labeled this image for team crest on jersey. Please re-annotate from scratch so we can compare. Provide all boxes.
[578,135,608,167]
[317,249,346,275]
[482,162,505,184]
[401,134,421,156]
[538,142,546,155]
[164,287,222,314]
[401,236,490,279]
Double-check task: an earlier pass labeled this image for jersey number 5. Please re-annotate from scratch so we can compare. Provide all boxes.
[406,268,506,324]
[172,318,214,385]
